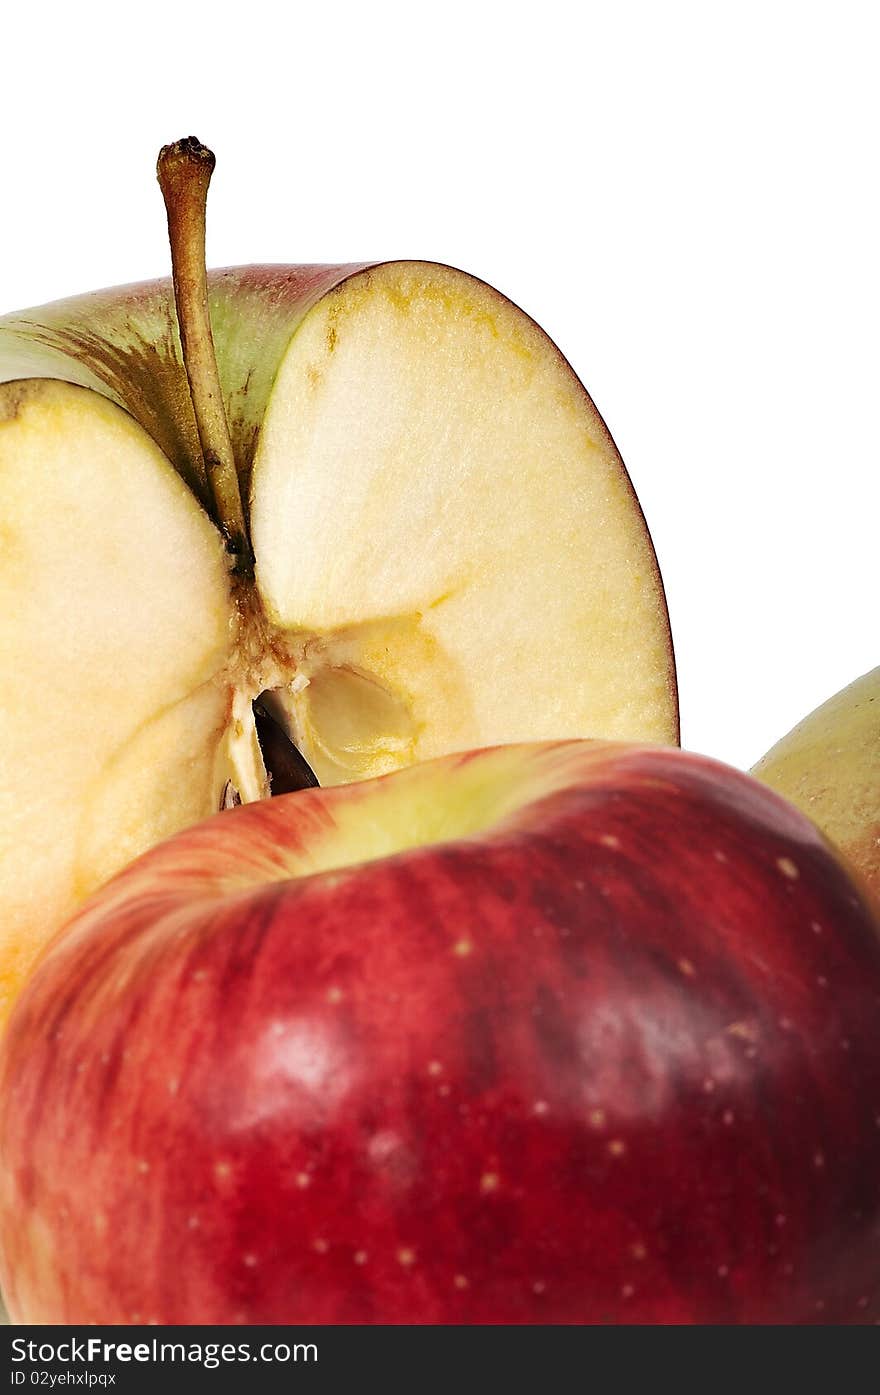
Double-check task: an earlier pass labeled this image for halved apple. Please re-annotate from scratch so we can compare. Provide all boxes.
[0,142,677,1024]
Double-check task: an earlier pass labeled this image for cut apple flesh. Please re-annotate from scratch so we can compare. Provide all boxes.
[0,261,676,1023]
[251,263,677,784]
[0,380,233,1021]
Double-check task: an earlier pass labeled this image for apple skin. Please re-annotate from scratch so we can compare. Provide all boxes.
[0,265,369,504]
[753,667,880,905]
[1,741,879,1325]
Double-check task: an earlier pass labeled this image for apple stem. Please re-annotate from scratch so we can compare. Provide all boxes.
[157,138,252,573]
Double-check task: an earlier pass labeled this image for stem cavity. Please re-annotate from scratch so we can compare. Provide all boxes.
[157,137,252,573]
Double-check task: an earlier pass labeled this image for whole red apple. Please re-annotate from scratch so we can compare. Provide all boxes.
[1,741,879,1325]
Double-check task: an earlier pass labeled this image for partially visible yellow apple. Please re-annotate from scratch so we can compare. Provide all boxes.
[752,667,880,902]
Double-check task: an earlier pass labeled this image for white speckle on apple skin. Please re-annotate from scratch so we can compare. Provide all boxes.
[367,1130,402,1164]
[453,1274,469,1289]
[397,1248,416,1267]
[600,834,620,850]
[726,1020,760,1043]
[354,1251,368,1265]
[480,1172,500,1194]
[776,857,800,880]
[678,958,696,977]
[607,1139,627,1158]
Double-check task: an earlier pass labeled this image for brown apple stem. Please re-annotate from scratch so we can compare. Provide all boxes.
[157,138,252,572]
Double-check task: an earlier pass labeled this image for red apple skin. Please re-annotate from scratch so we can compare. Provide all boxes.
[1,742,880,1325]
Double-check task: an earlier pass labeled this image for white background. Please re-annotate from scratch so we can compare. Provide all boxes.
[2,1,876,770]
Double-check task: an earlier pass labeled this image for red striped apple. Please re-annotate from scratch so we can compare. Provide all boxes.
[0,141,676,1026]
[1,740,879,1325]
